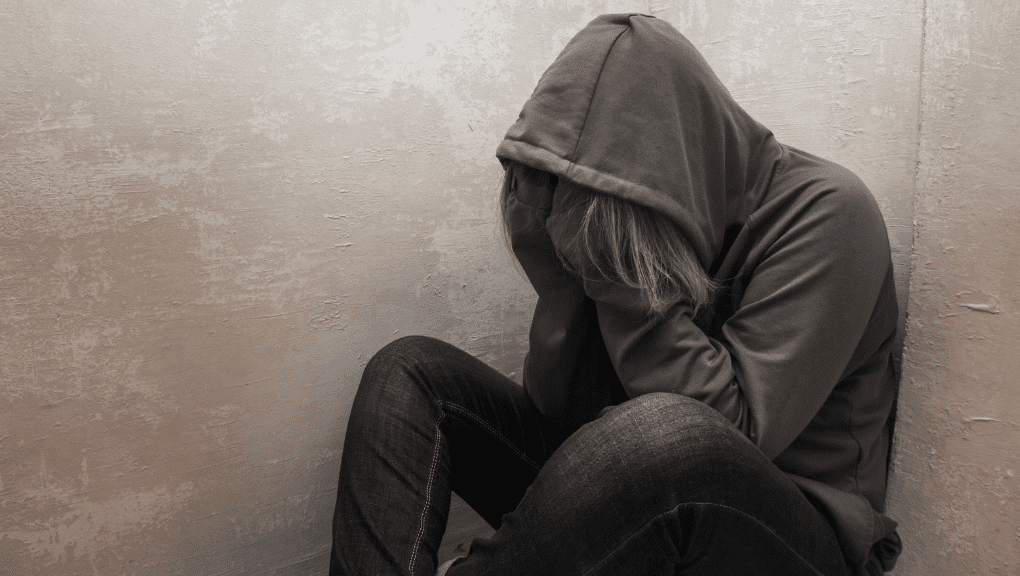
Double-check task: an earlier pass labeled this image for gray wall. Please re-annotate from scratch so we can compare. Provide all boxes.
[1,0,1016,573]
[886,0,1020,572]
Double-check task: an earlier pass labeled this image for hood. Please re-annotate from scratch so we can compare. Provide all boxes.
[496,14,784,269]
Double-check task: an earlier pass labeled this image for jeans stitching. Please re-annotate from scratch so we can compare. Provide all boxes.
[581,501,831,576]
[441,401,543,472]
[408,415,445,576]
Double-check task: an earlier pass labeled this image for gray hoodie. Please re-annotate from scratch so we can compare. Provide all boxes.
[497,13,901,574]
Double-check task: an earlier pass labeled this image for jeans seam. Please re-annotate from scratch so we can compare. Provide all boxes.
[409,415,445,576]
[581,501,829,576]
[441,400,543,472]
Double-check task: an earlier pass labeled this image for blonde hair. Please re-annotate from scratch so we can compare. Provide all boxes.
[500,162,714,314]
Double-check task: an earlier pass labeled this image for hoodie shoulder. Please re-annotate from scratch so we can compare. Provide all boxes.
[770,147,883,223]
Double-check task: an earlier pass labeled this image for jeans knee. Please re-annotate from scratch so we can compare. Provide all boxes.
[366,335,435,370]
[361,335,445,388]
[353,335,442,417]
[607,393,730,433]
[589,393,745,479]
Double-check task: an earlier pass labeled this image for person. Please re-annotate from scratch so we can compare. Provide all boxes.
[329,13,902,576]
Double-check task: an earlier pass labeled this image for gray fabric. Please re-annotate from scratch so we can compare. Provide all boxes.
[497,13,901,574]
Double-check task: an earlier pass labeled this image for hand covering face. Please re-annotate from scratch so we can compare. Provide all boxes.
[497,14,901,572]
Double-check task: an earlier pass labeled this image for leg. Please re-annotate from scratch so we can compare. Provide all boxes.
[329,336,571,576]
[448,393,851,576]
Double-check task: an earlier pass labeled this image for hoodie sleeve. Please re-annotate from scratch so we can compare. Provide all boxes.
[504,181,623,431]
[546,182,892,460]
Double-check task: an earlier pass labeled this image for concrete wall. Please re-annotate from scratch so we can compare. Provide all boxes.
[0,0,1015,574]
[884,0,1020,573]
[0,1,645,573]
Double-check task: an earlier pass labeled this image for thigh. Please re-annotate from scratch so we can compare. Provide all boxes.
[447,393,849,576]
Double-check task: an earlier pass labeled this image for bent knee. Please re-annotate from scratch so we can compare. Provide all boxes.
[361,335,454,385]
[354,335,445,409]
[367,335,437,368]
[591,394,751,472]
[607,393,731,433]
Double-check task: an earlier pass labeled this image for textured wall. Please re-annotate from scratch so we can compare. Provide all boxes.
[0,1,644,573]
[885,0,1020,573]
[2,0,1011,574]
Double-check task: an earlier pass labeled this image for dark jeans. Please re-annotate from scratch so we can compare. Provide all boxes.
[330,336,850,576]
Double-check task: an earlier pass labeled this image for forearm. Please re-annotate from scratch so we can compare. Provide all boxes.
[587,281,751,433]
[523,295,621,430]
[507,183,622,429]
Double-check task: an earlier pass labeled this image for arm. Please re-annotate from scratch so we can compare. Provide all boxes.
[547,185,892,458]
[505,174,622,430]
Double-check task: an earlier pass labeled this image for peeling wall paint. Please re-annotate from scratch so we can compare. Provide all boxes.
[0,0,1010,574]
[885,0,1020,573]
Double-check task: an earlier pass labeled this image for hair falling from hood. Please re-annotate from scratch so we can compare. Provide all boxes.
[496,14,903,573]
[500,160,714,314]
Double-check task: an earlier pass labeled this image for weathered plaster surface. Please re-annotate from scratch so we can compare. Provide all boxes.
[0,0,642,573]
[1,0,1012,573]
[886,0,1020,573]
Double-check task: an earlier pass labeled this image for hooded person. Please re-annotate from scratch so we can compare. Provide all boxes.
[497,12,901,574]
[330,13,901,576]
